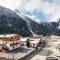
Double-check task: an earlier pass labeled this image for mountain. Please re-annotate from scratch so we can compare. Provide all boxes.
[0,6,49,37]
[15,9,60,36]
[18,15,49,36]
[0,6,32,36]
[15,9,50,36]
[0,6,60,37]
[44,21,60,36]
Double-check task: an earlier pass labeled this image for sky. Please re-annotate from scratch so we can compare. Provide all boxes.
[0,0,60,22]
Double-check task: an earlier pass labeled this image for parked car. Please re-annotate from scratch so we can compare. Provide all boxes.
[46,56,59,60]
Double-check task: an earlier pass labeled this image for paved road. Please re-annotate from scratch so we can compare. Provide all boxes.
[30,45,50,60]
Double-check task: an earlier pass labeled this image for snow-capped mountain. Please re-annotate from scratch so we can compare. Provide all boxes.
[0,6,32,36]
[0,6,49,37]
[0,6,60,37]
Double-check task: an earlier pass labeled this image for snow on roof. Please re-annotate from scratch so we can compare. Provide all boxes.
[5,34,17,37]
[30,40,39,44]
[20,38,28,41]
[0,34,21,41]
[0,34,17,37]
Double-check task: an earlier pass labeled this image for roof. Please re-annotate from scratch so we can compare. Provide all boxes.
[0,34,17,37]
[0,34,21,41]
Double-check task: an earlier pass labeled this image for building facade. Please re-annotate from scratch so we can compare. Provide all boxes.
[0,34,21,51]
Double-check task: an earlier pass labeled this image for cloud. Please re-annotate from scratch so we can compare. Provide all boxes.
[17,0,60,22]
[0,0,60,22]
[0,0,21,10]
[42,0,60,22]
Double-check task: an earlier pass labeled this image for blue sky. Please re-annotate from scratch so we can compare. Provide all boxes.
[22,0,60,22]
[25,10,48,22]
[0,0,60,22]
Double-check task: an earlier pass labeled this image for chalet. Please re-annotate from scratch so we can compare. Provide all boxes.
[0,34,21,51]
